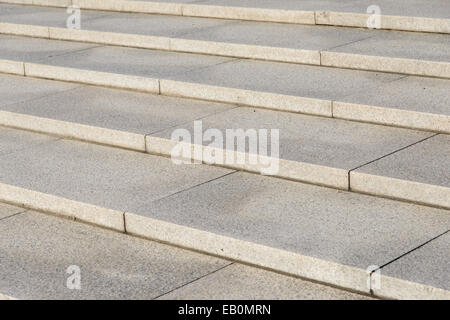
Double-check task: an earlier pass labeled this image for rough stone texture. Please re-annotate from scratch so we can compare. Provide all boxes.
[158,264,372,300]
[379,232,450,295]
[0,202,25,219]
[0,74,233,135]
[0,74,79,108]
[340,76,450,117]
[188,0,450,19]
[0,210,228,299]
[0,34,96,63]
[354,134,450,189]
[152,106,431,170]
[0,129,448,274]
[0,127,232,211]
[0,127,57,157]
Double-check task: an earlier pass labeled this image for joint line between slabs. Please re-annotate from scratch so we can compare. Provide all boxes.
[0,210,28,222]
[149,170,238,205]
[377,229,450,271]
[348,133,440,173]
[152,262,235,300]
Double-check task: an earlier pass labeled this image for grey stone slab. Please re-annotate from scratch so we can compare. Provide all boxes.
[158,263,372,300]
[195,0,450,19]
[381,232,450,291]
[0,35,401,100]
[0,127,57,158]
[0,3,112,28]
[0,210,228,299]
[22,36,234,78]
[0,3,232,36]
[0,202,25,220]
[5,3,449,60]
[0,73,79,108]
[0,3,372,51]
[153,106,431,170]
[0,128,449,288]
[82,9,233,38]
[0,73,430,170]
[0,74,234,135]
[341,76,450,117]
[171,58,400,100]
[355,134,450,188]
[179,19,372,50]
[132,171,450,273]
[330,30,450,63]
[6,35,444,108]
[0,128,232,211]
[0,34,97,63]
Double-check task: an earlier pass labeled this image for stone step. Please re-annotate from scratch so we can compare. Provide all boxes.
[0,34,448,134]
[0,4,449,78]
[1,74,449,209]
[0,0,449,34]
[0,202,373,300]
[0,126,449,299]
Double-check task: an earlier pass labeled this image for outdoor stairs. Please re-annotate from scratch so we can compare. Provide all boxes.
[0,0,448,299]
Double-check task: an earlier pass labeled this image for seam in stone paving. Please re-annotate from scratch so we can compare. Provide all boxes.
[324,35,375,51]
[122,212,127,233]
[375,229,450,272]
[0,210,28,222]
[173,57,242,76]
[144,104,241,136]
[0,131,62,160]
[368,229,450,294]
[173,20,237,38]
[152,262,235,299]
[0,84,85,110]
[33,44,105,63]
[148,170,238,205]
[348,133,440,173]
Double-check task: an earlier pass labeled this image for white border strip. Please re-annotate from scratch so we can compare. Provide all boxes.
[333,102,450,135]
[350,172,450,210]
[375,275,450,300]
[0,182,125,231]
[316,11,450,34]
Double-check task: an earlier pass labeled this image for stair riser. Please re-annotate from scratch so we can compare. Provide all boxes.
[0,58,448,134]
[1,110,449,209]
[1,23,450,80]
[1,0,449,34]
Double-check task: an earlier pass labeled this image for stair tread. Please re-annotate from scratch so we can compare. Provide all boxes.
[355,134,450,188]
[0,74,431,170]
[1,73,448,209]
[1,3,449,63]
[178,0,450,20]
[0,205,371,299]
[381,232,449,296]
[0,126,449,296]
[1,34,449,122]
